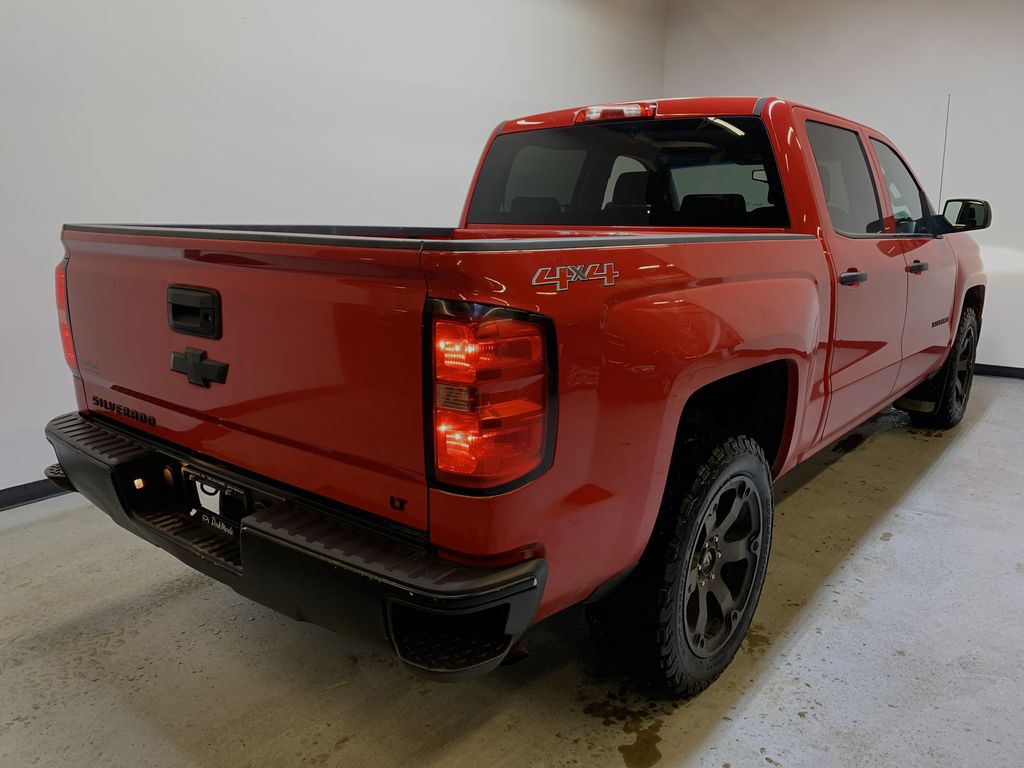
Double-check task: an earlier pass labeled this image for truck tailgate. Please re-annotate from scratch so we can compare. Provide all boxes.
[62,228,429,530]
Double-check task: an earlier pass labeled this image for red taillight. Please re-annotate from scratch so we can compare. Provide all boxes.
[55,259,78,373]
[574,101,657,124]
[432,304,553,490]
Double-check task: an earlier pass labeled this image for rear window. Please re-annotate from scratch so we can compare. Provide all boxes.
[467,117,788,228]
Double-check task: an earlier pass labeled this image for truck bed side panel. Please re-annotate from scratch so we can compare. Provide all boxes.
[423,235,829,618]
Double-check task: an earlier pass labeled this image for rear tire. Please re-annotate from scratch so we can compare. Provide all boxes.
[908,307,978,429]
[587,435,773,696]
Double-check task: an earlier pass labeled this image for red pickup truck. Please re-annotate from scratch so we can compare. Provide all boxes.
[45,97,989,695]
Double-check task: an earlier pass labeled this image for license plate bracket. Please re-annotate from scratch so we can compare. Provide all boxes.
[181,465,247,540]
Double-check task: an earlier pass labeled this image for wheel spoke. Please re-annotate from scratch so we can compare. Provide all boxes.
[686,562,701,592]
[709,577,735,614]
[716,487,745,536]
[717,538,751,565]
[703,511,716,539]
[694,584,709,636]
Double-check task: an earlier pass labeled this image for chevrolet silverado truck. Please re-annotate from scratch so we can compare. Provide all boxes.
[44,97,990,695]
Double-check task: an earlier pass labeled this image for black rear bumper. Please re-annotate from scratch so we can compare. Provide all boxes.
[44,412,546,678]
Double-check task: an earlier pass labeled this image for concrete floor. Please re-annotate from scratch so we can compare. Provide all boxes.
[2,376,1023,768]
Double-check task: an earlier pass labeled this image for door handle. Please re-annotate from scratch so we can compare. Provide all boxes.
[907,260,929,274]
[839,270,868,286]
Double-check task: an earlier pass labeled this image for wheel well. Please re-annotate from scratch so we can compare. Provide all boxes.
[963,286,985,329]
[673,361,791,474]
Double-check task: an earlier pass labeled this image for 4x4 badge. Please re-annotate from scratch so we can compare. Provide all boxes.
[532,262,620,292]
[170,347,229,387]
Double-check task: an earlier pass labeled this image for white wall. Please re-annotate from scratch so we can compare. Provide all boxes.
[664,0,1024,369]
[0,0,669,489]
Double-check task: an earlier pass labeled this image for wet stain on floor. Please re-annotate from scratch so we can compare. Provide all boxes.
[741,623,773,658]
[582,692,673,768]
[620,717,664,768]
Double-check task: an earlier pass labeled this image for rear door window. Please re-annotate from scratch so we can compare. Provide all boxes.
[805,121,884,236]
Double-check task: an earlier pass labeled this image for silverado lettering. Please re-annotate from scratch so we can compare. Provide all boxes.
[46,97,989,696]
[90,396,156,427]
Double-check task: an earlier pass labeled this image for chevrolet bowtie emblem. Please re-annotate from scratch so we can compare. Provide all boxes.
[170,347,229,387]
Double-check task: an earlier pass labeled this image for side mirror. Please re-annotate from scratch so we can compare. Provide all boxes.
[942,199,992,232]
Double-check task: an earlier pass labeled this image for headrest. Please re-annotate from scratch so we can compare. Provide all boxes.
[679,194,746,217]
[676,194,746,226]
[612,171,650,206]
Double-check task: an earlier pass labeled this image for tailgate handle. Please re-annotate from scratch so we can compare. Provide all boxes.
[167,286,222,339]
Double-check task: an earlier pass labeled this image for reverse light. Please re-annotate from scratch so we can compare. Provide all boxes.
[574,102,657,124]
[431,303,555,491]
[54,259,78,374]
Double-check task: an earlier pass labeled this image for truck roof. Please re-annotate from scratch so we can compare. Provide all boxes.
[501,96,769,133]
[499,96,876,135]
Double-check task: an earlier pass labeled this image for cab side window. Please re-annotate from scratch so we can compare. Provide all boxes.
[870,139,934,234]
[805,121,883,235]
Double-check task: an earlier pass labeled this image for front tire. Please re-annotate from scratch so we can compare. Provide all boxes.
[908,307,978,429]
[587,435,773,696]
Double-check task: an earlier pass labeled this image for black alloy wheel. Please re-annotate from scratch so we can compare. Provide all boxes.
[681,474,764,659]
[952,322,976,414]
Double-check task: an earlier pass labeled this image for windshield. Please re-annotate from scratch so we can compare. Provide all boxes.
[466,117,788,228]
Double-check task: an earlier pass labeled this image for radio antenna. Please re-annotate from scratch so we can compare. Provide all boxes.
[938,93,951,205]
